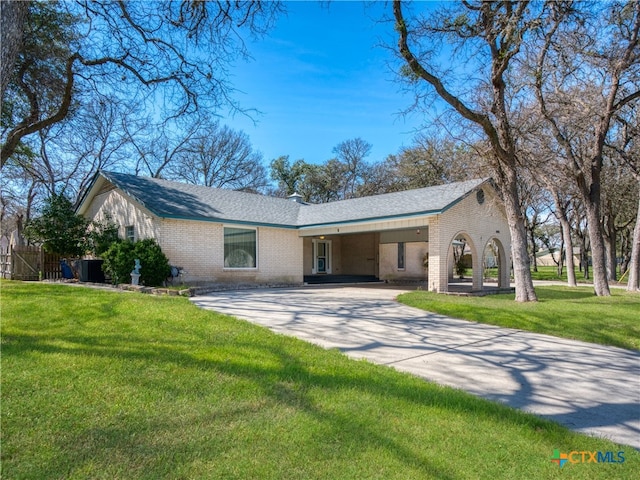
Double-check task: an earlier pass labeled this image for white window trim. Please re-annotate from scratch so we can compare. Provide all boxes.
[124,225,135,242]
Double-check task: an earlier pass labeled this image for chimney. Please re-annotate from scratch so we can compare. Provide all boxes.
[288,192,304,204]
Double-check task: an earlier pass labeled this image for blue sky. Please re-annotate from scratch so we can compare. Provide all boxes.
[224,1,429,165]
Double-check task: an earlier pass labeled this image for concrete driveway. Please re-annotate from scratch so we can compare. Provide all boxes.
[191,285,640,449]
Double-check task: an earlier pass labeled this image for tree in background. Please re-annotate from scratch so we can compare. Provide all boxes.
[609,104,640,290]
[332,138,372,199]
[358,136,486,196]
[167,120,268,192]
[23,193,87,256]
[393,0,540,301]
[270,156,308,197]
[531,1,640,296]
[1,0,284,167]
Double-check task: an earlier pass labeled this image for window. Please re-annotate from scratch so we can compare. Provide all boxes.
[224,227,257,268]
[125,225,135,242]
[398,242,405,270]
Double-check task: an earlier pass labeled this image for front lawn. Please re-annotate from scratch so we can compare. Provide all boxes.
[398,286,640,350]
[2,282,638,479]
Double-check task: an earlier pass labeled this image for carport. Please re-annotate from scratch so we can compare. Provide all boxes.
[296,179,511,293]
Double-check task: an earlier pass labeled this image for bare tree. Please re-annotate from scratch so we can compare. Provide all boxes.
[393,0,540,301]
[1,0,284,167]
[0,93,132,227]
[168,122,268,192]
[532,1,640,296]
[332,138,372,199]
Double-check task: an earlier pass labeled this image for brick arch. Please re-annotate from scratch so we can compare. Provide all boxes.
[446,231,482,291]
[483,236,510,288]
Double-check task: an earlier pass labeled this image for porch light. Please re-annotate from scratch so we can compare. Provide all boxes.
[319,236,325,240]
[416,228,420,235]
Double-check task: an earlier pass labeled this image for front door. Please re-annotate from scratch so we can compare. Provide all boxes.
[312,239,331,274]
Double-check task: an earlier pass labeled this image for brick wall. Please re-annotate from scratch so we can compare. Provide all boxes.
[159,220,303,284]
[84,191,303,285]
[428,186,511,292]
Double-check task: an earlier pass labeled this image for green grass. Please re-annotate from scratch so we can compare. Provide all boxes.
[398,286,640,351]
[483,266,595,283]
[484,265,629,285]
[2,282,638,479]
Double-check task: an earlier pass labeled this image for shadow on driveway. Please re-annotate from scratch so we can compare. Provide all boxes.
[192,285,640,449]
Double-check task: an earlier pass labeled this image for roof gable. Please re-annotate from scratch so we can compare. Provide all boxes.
[79,171,491,228]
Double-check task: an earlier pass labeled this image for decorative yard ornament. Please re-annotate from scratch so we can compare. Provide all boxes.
[131,259,141,285]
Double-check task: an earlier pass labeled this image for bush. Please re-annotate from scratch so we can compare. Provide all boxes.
[86,215,120,257]
[102,239,170,287]
[102,240,135,285]
[24,194,88,256]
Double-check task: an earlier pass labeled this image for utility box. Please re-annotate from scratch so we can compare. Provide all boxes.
[79,259,105,283]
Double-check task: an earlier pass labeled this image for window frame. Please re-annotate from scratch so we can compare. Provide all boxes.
[223,226,258,270]
[125,225,135,242]
[397,242,406,270]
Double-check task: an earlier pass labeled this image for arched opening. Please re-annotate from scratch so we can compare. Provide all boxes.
[482,237,509,289]
[447,232,478,292]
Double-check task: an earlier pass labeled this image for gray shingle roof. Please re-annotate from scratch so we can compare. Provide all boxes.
[297,178,488,227]
[99,171,300,227]
[94,171,488,228]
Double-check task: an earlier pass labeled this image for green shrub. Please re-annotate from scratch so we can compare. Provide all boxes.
[102,240,135,285]
[23,193,88,256]
[86,215,120,257]
[133,239,171,287]
[101,239,170,287]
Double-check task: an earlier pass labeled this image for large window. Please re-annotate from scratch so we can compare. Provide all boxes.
[224,227,257,268]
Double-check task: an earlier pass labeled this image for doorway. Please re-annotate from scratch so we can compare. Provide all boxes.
[312,239,332,274]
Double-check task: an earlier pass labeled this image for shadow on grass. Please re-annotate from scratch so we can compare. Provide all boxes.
[398,287,640,350]
[2,325,573,480]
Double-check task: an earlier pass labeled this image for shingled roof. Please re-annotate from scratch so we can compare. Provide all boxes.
[79,171,489,228]
[297,178,488,227]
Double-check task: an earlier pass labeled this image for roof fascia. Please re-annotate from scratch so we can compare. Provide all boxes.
[159,213,299,230]
[75,171,104,216]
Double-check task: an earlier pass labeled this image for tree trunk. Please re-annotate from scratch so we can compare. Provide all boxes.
[602,210,618,281]
[0,0,30,105]
[557,235,565,277]
[627,191,640,292]
[500,174,537,302]
[528,219,538,272]
[550,188,577,286]
[585,201,611,295]
[560,215,577,287]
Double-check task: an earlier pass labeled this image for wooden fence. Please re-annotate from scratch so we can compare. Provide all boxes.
[0,245,62,281]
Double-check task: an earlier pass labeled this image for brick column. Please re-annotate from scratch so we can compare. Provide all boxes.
[471,236,482,291]
[428,216,448,292]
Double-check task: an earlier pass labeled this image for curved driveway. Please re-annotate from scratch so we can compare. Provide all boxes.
[191,285,640,449]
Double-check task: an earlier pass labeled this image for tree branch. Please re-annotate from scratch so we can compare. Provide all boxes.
[393,0,507,160]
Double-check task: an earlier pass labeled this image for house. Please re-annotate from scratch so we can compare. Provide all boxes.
[77,171,511,292]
